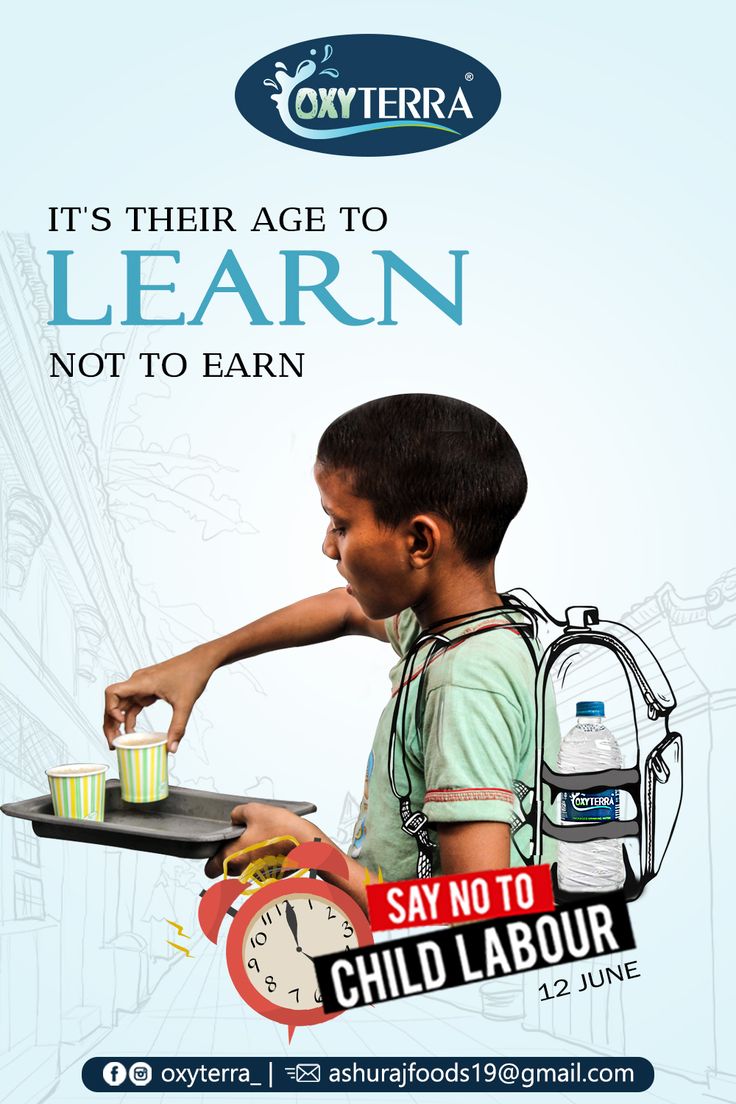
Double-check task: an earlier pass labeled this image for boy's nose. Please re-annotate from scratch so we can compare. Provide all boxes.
[322,525,339,560]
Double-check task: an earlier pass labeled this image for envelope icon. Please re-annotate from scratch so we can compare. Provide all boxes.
[295,1063,320,1083]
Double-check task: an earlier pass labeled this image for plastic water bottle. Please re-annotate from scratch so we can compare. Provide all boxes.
[557,701,625,894]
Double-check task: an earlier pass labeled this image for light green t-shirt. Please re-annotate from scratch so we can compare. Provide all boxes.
[349,607,560,882]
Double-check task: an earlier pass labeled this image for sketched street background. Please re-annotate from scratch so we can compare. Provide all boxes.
[0,2,734,1102]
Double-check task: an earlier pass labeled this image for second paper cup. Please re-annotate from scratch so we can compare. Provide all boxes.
[113,733,169,802]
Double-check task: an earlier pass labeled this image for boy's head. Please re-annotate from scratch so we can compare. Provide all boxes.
[314,394,527,619]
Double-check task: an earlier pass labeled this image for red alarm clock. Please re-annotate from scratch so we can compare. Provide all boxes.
[198,841,373,1037]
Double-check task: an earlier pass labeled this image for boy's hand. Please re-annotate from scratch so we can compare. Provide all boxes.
[103,644,219,752]
[203,803,313,879]
[206,804,379,916]
[102,589,388,754]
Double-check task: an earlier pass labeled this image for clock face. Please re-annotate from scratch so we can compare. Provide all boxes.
[241,889,361,1012]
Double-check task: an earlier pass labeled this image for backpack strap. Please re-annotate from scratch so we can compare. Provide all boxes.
[398,798,435,878]
[388,604,539,879]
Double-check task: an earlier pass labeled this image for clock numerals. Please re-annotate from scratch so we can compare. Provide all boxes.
[241,892,362,1014]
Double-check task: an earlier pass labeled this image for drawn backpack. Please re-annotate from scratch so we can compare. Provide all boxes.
[390,589,683,902]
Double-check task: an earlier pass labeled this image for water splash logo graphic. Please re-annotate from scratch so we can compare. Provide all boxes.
[262,43,460,142]
[235,35,501,157]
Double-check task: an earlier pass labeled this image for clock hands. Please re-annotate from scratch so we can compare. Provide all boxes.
[283,900,315,961]
[284,900,301,949]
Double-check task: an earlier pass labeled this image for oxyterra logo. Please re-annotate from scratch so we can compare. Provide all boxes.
[234,34,501,156]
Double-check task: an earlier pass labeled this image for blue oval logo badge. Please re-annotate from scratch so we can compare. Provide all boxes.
[235,34,501,156]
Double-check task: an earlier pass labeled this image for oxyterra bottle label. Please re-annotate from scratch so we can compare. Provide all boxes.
[561,788,619,822]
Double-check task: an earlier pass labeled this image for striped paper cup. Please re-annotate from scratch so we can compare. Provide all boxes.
[113,733,169,803]
[46,764,107,821]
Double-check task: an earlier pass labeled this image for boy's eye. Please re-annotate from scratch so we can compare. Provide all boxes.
[331,526,346,536]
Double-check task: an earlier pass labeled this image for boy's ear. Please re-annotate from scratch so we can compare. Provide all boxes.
[406,515,442,568]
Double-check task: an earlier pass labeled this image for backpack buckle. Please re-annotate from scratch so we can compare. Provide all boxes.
[565,605,599,629]
[401,811,428,836]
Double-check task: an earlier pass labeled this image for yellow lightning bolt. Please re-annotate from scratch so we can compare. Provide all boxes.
[167,940,194,958]
[165,918,191,939]
[165,919,193,957]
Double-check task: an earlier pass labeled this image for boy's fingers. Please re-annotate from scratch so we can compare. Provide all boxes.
[114,694,156,737]
[103,716,119,749]
[203,853,221,879]
[104,702,123,749]
[104,686,125,718]
[124,704,143,733]
[203,808,254,878]
[107,678,135,700]
[104,685,129,746]
[204,833,250,880]
[230,804,251,825]
[167,704,191,752]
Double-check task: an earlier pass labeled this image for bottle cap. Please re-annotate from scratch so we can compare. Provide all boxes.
[576,700,605,717]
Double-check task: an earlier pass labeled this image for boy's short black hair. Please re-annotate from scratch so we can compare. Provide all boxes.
[316,394,527,563]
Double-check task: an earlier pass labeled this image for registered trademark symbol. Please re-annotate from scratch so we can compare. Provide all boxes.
[465,72,474,81]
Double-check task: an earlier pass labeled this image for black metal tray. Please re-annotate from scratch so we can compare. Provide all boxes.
[0,782,317,859]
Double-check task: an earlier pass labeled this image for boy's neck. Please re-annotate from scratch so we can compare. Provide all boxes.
[411,563,503,630]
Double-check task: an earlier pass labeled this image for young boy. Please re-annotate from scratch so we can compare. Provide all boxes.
[104,394,557,912]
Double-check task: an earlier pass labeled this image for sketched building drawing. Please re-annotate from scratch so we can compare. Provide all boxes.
[523,576,735,1101]
[0,232,162,1102]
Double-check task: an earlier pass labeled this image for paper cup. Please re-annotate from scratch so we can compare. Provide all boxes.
[112,733,169,803]
[46,764,107,821]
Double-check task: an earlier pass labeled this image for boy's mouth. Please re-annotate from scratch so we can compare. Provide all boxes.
[336,566,352,595]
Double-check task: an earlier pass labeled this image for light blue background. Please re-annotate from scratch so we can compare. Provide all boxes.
[0,2,734,1102]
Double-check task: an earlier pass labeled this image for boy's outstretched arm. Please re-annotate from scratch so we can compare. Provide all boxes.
[103,588,388,750]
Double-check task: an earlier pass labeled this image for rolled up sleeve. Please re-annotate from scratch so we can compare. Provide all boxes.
[421,684,524,826]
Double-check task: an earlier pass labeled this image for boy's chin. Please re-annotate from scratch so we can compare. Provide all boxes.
[353,592,406,623]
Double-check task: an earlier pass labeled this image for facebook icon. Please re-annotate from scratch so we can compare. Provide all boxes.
[102,1062,127,1085]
